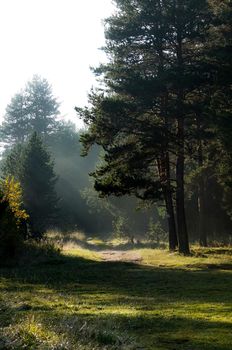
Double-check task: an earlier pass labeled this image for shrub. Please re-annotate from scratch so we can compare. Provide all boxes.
[112,215,133,240]
[0,176,28,260]
[146,219,167,243]
[19,238,61,266]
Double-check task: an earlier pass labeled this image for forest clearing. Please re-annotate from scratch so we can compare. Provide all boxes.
[0,235,232,350]
[0,0,232,349]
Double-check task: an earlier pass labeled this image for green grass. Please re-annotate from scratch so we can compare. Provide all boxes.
[0,242,232,349]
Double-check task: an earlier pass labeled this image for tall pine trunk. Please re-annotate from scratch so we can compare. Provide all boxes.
[164,95,178,251]
[165,188,178,251]
[175,19,190,255]
[197,115,207,246]
[176,116,190,255]
[198,180,207,246]
[158,155,178,251]
[165,153,178,251]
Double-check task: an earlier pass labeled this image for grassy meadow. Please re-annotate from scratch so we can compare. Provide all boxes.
[0,234,232,349]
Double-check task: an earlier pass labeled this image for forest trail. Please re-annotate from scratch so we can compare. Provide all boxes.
[100,250,142,263]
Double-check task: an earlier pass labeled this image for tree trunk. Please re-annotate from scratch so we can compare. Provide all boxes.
[157,155,178,251]
[176,129,190,255]
[155,10,178,251]
[165,188,178,250]
[160,89,178,250]
[175,91,189,254]
[198,183,207,246]
[175,16,190,255]
[197,116,207,246]
[165,152,178,250]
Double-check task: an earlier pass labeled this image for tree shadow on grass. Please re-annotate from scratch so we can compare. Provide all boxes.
[0,254,232,349]
[1,299,231,350]
[37,309,232,350]
[0,253,232,303]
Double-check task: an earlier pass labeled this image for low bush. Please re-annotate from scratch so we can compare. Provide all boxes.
[0,201,24,260]
[19,238,61,265]
[0,177,28,262]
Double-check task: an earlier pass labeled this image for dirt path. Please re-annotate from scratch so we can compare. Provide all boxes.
[101,250,142,263]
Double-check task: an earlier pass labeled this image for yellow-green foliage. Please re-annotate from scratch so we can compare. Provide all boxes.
[0,176,29,260]
[0,176,28,223]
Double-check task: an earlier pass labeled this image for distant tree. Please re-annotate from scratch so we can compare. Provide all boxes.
[1,144,24,181]
[25,75,60,136]
[1,93,29,144]
[47,121,81,157]
[46,121,113,232]
[1,75,60,145]
[44,121,157,235]
[19,133,58,237]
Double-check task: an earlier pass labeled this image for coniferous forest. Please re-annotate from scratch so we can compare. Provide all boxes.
[0,1,231,349]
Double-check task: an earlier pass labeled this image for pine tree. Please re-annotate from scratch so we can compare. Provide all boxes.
[208,0,232,224]
[1,92,29,144]
[78,0,215,254]
[20,132,58,237]
[25,75,60,136]
[1,75,60,145]
[188,0,232,245]
[1,144,24,181]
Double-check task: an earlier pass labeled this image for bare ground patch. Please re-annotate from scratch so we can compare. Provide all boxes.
[101,250,142,263]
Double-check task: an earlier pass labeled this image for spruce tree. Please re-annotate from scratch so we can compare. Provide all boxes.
[20,132,58,237]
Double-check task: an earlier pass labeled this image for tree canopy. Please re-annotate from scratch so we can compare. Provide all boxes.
[1,75,60,145]
[77,0,232,254]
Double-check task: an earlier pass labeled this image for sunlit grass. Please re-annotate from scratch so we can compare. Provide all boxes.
[140,246,232,269]
[63,247,101,261]
[0,241,232,349]
[46,229,86,244]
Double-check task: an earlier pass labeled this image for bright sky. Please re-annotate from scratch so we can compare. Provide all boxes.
[0,0,115,128]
